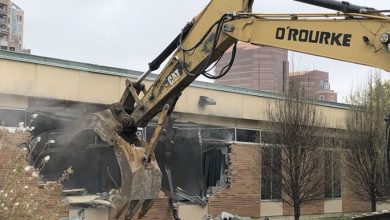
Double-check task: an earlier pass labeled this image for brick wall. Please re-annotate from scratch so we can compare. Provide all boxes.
[283,200,324,216]
[0,131,69,219]
[341,168,371,213]
[204,142,375,218]
[125,143,263,219]
[208,144,261,218]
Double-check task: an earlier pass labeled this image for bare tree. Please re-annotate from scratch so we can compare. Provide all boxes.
[344,76,389,212]
[264,83,326,220]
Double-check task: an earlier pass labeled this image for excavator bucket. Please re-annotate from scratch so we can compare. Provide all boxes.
[85,110,162,219]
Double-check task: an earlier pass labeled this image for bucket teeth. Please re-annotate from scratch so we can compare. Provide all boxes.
[124,200,143,219]
[138,199,155,219]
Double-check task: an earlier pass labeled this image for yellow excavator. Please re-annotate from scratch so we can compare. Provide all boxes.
[31,0,390,218]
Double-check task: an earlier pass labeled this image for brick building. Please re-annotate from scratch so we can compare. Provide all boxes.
[289,70,338,102]
[215,42,289,93]
[0,51,388,219]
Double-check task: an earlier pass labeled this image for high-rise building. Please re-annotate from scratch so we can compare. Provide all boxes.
[0,0,28,53]
[289,70,338,102]
[215,42,289,93]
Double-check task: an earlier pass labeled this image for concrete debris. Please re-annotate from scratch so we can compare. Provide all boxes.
[221,212,234,219]
[63,188,87,196]
[174,187,207,207]
[206,211,251,220]
[65,195,100,205]
[65,194,114,208]
[92,199,114,207]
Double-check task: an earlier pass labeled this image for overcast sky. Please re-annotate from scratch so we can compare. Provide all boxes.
[12,0,390,102]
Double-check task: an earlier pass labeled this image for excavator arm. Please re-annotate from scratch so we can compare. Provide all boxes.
[49,0,390,219]
[126,3,390,131]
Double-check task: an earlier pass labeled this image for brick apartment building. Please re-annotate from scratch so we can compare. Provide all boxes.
[215,42,289,93]
[290,70,338,102]
[0,0,28,53]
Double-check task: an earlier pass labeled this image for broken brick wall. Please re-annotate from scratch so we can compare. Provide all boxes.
[139,143,263,219]
[0,131,69,219]
[207,143,372,218]
[208,144,261,218]
[207,143,327,218]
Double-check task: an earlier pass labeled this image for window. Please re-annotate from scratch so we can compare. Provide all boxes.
[0,109,26,127]
[260,131,281,145]
[319,95,324,100]
[236,129,259,143]
[261,146,282,200]
[201,128,235,141]
[325,150,341,198]
[320,79,330,90]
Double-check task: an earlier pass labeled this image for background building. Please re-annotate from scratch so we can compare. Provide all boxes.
[215,43,338,102]
[0,0,28,53]
[290,70,338,102]
[215,42,289,93]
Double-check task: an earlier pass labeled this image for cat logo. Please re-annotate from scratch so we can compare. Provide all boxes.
[164,67,183,87]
